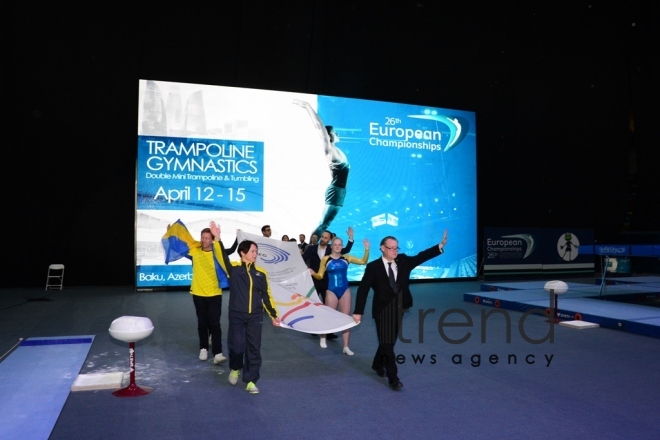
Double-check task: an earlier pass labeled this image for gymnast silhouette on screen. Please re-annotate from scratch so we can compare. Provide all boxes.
[294,100,350,240]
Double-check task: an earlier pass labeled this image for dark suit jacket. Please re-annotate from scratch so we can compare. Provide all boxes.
[354,245,442,317]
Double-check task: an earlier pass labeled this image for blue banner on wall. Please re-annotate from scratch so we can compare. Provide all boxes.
[483,228,594,275]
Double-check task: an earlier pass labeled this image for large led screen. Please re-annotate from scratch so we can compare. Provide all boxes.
[136,79,477,289]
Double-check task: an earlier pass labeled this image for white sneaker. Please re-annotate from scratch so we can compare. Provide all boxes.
[213,353,227,364]
[246,381,259,394]
[320,337,327,348]
[343,347,354,356]
[228,369,240,385]
[199,348,208,361]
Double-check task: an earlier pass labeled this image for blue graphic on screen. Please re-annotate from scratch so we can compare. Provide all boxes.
[136,135,264,211]
[316,95,477,280]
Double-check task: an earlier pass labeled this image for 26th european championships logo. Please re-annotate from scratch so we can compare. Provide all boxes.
[368,110,470,153]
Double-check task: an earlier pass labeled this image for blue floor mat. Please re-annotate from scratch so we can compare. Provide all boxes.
[0,336,94,439]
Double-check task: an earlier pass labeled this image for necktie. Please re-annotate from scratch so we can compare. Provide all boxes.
[387,262,397,290]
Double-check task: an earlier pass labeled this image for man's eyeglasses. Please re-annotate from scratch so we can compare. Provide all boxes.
[383,245,400,251]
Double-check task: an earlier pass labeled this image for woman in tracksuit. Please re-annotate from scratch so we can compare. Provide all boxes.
[224,239,280,394]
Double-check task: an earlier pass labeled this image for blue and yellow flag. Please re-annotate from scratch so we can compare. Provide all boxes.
[162,220,197,264]
[162,220,230,288]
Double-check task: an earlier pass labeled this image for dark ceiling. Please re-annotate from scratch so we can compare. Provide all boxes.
[4,1,658,286]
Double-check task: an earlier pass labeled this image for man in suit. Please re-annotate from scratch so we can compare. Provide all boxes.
[303,227,355,340]
[353,231,448,390]
[298,234,308,254]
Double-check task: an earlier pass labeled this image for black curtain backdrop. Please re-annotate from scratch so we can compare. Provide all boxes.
[4,1,658,287]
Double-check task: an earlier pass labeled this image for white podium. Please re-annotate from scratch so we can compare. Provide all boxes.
[544,280,568,324]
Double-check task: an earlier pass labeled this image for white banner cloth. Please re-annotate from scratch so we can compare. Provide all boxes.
[236,231,358,334]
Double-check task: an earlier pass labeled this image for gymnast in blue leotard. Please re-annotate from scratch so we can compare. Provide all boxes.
[311,237,369,355]
[324,258,351,299]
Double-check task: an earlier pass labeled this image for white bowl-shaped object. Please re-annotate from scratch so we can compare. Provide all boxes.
[109,316,154,342]
[544,280,569,295]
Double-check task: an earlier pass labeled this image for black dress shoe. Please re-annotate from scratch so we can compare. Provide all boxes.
[389,381,403,390]
[372,367,386,377]
[326,333,338,340]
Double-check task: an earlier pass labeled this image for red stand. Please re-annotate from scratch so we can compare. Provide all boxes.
[112,341,153,397]
[546,289,560,324]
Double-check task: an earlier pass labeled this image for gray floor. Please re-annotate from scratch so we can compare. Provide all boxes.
[1,280,659,439]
